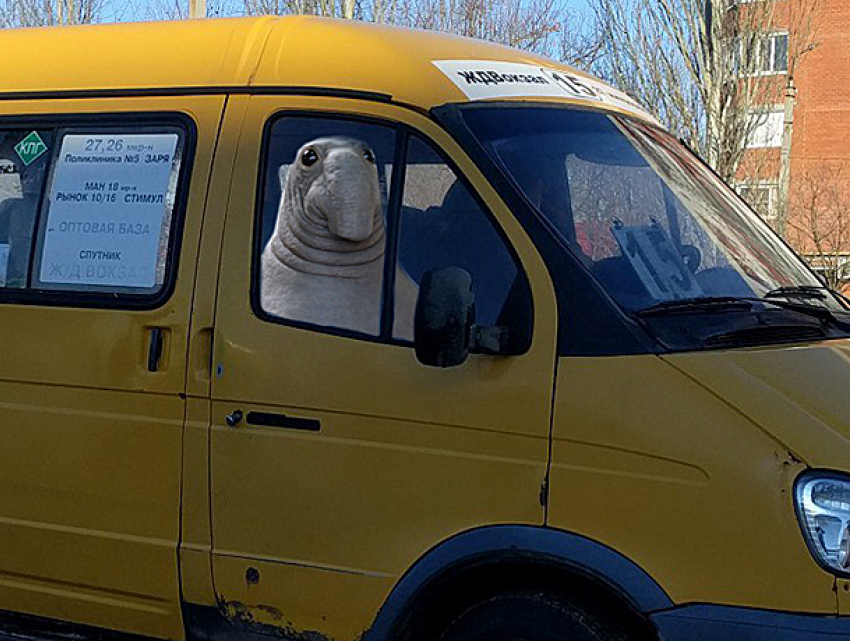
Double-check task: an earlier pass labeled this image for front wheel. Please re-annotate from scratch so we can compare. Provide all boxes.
[437,591,632,641]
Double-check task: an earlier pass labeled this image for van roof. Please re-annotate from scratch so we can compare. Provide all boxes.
[0,16,654,121]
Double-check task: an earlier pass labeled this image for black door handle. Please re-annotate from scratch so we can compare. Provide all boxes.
[246,411,321,432]
[147,327,164,372]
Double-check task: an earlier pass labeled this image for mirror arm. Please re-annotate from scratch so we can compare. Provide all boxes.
[471,325,510,355]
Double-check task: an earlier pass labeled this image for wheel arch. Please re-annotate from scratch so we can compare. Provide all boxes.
[363,525,671,641]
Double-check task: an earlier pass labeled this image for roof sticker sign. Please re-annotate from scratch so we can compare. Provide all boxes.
[38,133,178,289]
[432,60,658,124]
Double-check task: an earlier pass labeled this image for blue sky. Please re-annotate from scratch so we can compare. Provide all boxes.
[107,0,592,24]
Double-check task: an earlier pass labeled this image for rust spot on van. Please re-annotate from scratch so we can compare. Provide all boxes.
[255,604,284,621]
[776,448,805,470]
[775,449,806,496]
[786,450,804,465]
[220,600,258,626]
[219,599,339,641]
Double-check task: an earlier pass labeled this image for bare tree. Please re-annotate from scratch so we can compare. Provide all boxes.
[395,0,560,50]
[238,0,602,63]
[242,0,354,18]
[140,0,234,18]
[124,0,601,62]
[590,0,818,186]
[140,0,189,19]
[786,164,850,290]
[555,9,606,67]
[1,0,105,26]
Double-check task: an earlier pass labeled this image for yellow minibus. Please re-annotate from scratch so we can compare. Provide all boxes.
[0,15,848,641]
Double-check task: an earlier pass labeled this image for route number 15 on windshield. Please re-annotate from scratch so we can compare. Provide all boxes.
[612,223,703,301]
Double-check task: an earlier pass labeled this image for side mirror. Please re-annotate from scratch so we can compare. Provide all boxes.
[414,267,475,367]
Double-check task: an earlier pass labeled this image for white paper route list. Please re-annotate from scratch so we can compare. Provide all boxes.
[39,133,179,289]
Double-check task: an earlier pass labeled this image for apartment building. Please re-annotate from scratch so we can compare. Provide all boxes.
[738,0,850,285]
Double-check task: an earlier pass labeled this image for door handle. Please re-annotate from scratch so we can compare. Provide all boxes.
[147,327,164,372]
[246,411,321,432]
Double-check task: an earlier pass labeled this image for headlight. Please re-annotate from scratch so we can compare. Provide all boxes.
[795,473,850,574]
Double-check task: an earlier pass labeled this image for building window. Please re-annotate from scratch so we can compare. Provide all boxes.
[737,182,777,219]
[807,256,850,289]
[747,109,784,148]
[738,32,788,76]
[760,32,788,73]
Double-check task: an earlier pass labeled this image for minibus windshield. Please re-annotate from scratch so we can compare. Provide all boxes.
[461,106,846,328]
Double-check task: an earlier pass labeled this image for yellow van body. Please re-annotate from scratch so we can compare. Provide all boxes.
[0,15,849,641]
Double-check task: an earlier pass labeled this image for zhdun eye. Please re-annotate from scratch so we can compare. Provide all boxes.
[362,148,375,163]
[301,148,319,166]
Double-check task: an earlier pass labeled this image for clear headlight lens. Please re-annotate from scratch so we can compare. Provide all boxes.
[795,474,850,574]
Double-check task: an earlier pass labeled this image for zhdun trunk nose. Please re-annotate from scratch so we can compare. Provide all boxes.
[326,153,379,242]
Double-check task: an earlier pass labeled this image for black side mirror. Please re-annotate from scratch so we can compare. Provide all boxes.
[414,267,475,367]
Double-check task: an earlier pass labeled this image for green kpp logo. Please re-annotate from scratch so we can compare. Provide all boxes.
[14,132,48,166]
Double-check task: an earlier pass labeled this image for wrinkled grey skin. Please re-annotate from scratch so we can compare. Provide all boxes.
[261,137,416,336]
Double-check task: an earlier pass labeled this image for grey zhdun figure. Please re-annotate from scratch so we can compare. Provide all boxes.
[261,137,416,336]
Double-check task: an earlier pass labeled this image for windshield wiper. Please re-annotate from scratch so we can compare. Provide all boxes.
[765,285,850,313]
[637,294,850,330]
[636,297,754,316]
[763,285,850,323]
[765,285,828,300]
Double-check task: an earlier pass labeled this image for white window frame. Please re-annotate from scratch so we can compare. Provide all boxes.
[739,31,789,77]
[737,181,778,219]
[746,107,784,149]
[806,255,850,286]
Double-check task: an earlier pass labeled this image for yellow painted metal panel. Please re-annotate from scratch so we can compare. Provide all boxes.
[0,18,651,121]
[839,579,850,614]
[208,96,557,639]
[0,384,186,637]
[250,18,604,113]
[180,96,251,609]
[0,95,225,638]
[0,18,276,95]
[180,548,215,611]
[212,402,547,573]
[180,399,215,607]
[186,95,250,400]
[214,554,395,640]
[665,341,850,469]
[549,354,836,615]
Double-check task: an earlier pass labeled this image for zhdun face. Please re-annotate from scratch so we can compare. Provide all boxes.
[297,138,381,242]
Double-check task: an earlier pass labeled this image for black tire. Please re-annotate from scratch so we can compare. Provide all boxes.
[436,591,632,641]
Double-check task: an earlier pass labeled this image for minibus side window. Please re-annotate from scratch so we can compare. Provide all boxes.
[32,128,186,296]
[393,135,532,352]
[254,117,531,352]
[0,130,53,289]
[0,123,188,304]
[256,116,396,338]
